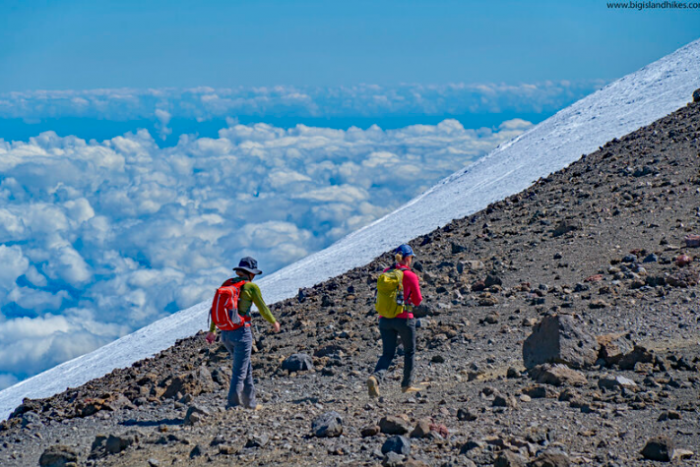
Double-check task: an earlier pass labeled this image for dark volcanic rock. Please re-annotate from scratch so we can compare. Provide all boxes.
[90,432,139,459]
[494,450,527,467]
[189,444,204,458]
[184,404,211,425]
[381,435,411,456]
[618,345,654,370]
[457,408,478,421]
[361,424,381,437]
[530,448,570,467]
[161,372,203,399]
[282,353,314,372]
[245,433,270,448]
[641,436,674,462]
[379,415,412,435]
[530,364,588,387]
[312,411,343,437]
[596,333,633,366]
[552,219,580,237]
[39,445,79,467]
[522,315,598,369]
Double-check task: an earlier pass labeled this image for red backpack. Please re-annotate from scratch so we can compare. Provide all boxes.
[210,279,250,331]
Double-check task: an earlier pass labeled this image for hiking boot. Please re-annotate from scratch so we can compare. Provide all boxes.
[367,376,380,398]
[401,383,425,394]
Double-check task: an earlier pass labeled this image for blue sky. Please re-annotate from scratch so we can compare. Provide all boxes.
[0,1,697,389]
[0,0,698,91]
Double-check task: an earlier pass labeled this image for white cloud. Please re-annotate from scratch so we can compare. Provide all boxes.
[0,245,29,289]
[0,82,603,124]
[0,117,534,384]
[155,109,173,140]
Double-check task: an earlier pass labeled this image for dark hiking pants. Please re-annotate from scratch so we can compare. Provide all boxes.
[221,326,256,409]
[372,317,416,388]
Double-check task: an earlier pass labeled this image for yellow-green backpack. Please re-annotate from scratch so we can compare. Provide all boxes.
[375,268,404,318]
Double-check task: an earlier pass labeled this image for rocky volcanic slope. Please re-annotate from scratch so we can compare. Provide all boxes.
[3,97,700,467]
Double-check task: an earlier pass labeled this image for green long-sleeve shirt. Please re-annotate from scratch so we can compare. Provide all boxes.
[209,280,276,333]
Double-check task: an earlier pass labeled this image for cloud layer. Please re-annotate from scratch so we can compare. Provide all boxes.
[0,117,533,388]
[0,82,602,123]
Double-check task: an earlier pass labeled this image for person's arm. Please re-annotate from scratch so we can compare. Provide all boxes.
[249,283,278,326]
[404,271,422,307]
[206,317,217,343]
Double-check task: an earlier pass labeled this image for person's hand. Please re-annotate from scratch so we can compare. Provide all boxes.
[206,332,217,344]
[272,322,281,333]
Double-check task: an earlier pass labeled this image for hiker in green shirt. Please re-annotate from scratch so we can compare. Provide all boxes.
[206,257,280,409]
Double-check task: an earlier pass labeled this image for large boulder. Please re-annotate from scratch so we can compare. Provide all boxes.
[522,315,598,369]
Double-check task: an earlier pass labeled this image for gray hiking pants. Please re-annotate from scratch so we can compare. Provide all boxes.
[221,326,256,409]
[373,317,416,388]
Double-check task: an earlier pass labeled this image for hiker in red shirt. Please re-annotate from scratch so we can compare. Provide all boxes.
[368,244,424,397]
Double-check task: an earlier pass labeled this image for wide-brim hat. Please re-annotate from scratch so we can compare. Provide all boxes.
[233,256,263,275]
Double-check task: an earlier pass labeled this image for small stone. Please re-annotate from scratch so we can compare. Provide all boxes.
[506,367,522,378]
[379,415,412,435]
[494,450,528,467]
[598,374,637,391]
[282,353,314,372]
[596,333,633,366]
[381,435,411,456]
[457,408,477,421]
[39,445,78,467]
[530,364,588,387]
[189,444,203,458]
[410,419,432,438]
[641,436,674,462]
[431,355,445,363]
[493,394,518,408]
[245,434,270,448]
[479,296,499,307]
[382,452,405,467]
[588,299,609,309]
[312,411,343,438]
[530,449,570,467]
[522,384,558,399]
[361,424,381,437]
[184,404,210,425]
[643,253,658,263]
[658,410,681,421]
[673,448,694,461]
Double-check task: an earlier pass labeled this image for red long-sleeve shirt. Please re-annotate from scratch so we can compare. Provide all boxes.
[383,264,422,319]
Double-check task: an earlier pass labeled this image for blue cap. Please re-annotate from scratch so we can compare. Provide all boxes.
[395,244,414,258]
